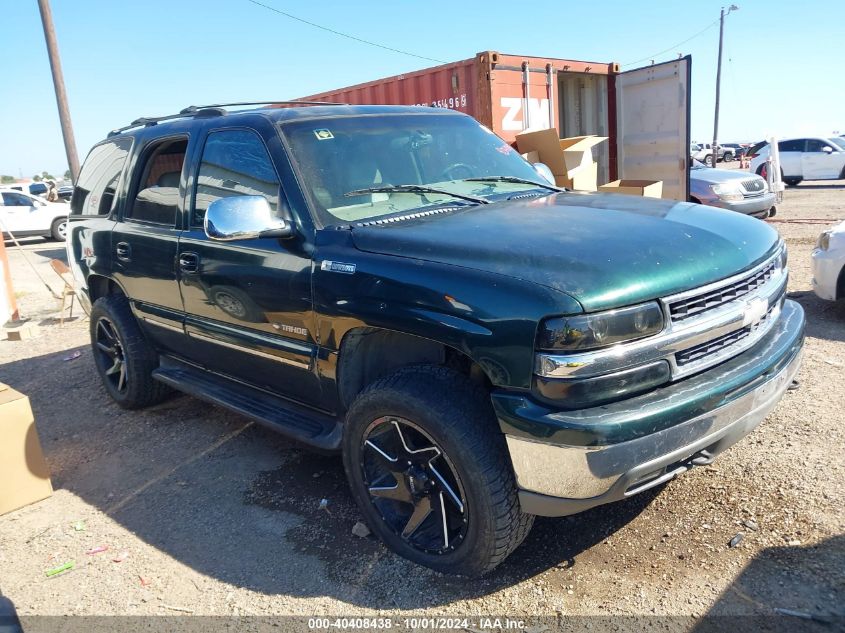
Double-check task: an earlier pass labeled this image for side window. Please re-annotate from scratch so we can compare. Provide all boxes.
[778,139,805,153]
[70,137,132,216]
[192,129,280,226]
[125,137,187,225]
[2,192,33,206]
[806,139,830,153]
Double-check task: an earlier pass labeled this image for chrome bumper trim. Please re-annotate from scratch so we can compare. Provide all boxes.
[510,344,802,501]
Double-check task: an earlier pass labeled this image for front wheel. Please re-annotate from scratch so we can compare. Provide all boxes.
[342,366,533,576]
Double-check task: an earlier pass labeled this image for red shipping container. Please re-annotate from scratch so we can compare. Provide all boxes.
[294,51,691,200]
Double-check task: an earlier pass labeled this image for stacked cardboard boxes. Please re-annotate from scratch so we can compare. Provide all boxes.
[517,129,663,197]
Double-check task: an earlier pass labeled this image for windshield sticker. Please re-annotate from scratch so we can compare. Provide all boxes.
[321,260,356,274]
[496,144,516,155]
[313,129,334,140]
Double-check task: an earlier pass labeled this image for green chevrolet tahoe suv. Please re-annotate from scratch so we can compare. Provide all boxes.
[67,103,805,576]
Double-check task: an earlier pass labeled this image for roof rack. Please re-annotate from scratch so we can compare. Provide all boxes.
[107,100,346,137]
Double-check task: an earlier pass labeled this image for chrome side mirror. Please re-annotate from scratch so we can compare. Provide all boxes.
[204,195,292,241]
[533,162,556,185]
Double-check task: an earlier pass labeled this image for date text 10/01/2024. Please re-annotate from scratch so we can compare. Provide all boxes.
[308,617,527,630]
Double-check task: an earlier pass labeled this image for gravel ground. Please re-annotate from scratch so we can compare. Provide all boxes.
[0,177,843,628]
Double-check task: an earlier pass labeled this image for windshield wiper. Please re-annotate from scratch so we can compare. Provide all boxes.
[464,176,564,192]
[344,185,490,205]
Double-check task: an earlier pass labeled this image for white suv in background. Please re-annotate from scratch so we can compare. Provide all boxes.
[749,137,845,186]
[0,188,69,241]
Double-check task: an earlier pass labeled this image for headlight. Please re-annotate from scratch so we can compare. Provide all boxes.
[537,302,664,352]
[710,183,744,202]
[816,231,831,251]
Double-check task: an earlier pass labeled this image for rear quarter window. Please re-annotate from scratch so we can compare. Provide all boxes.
[71,137,133,216]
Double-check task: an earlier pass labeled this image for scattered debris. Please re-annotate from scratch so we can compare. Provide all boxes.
[729,533,744,548]
[63,351,82,361]
[787,380,800,392]
[743,519,759,531]
[139,576,151,587]
[85,545,108,555]
[787,539,802,546]
[318,498,331,515]
[112,551,129,563]
[72,520,86,532]
[161,604,195,614]
[45,561,75,577]
[351,521,371,538]
[773,608,832,623]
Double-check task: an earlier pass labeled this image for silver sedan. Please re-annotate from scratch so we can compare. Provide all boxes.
[689,159,776,219]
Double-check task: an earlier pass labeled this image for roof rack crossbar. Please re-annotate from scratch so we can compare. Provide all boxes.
[108,100,345,137]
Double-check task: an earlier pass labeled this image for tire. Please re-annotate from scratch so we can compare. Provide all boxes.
[50,217,67,241]
[89,294,170,409]
[784,178,802,187]
[342,365,533,576]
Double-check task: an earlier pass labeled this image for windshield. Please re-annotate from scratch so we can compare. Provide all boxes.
[829,137,845,151]
[281,113,547,225]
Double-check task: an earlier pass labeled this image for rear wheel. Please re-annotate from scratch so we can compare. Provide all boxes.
[50,218,67,241]
[342,366,533,576]
[90,294,170,409]
[784,178,802,187]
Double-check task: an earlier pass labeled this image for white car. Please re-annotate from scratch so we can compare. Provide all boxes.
[749,137,845,187]
[0,188,69,241]
[812,221,845,301]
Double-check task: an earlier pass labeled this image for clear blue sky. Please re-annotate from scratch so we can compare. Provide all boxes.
[1,0,841,178]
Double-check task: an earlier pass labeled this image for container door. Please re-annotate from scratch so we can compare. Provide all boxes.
[616,56,691,201]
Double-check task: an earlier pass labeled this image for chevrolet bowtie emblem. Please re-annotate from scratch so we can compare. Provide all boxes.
[742,297,769,327]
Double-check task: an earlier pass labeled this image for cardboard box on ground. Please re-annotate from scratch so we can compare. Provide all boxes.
[517,129,662,197]
[0,383,53,516]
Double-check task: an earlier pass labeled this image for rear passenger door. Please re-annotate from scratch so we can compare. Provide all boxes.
[177,124,320,406]
[111,134,192,347]
[0,191,36,234]
[777,139,805,178]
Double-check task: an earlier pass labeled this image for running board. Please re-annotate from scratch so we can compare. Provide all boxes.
[152,358,341,451]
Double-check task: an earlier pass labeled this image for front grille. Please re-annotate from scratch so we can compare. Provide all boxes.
[675,299,780,367]
[741,178,765,193]
[669,259,777,322]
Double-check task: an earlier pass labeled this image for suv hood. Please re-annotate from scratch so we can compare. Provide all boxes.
[350,192,780,312]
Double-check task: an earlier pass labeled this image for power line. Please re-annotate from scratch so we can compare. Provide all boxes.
[621,18,721,67]
[244,0,446,64]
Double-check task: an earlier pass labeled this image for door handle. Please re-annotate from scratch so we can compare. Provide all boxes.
[179,252,200,274]
[115,241,131,262]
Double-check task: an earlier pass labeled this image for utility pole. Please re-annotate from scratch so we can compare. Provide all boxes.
[37,0,80,182]
[712,5,738,166]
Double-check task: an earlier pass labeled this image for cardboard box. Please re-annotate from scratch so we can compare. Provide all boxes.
[515,129,606,192]
[555,162,598,192]
[520,150,540,164]
[558,135,608,174]
[0,383,52,516]
[598,179,664,199]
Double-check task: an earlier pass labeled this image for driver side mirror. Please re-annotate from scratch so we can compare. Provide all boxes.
[823,146,834,154]
[204,195,292,241]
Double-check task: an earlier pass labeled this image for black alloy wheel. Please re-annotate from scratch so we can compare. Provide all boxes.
[94,317,128,394]
[361,416,467,554]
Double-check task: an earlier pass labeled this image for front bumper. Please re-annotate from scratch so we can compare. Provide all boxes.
[811,247,841,301]
[700,191,777,216]
[495,299,804,517]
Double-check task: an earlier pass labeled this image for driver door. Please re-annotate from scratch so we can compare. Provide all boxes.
[177,123,321,407]
[803,139,841,179]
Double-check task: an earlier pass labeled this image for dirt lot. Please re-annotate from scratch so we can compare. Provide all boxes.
[1,176,843,628]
